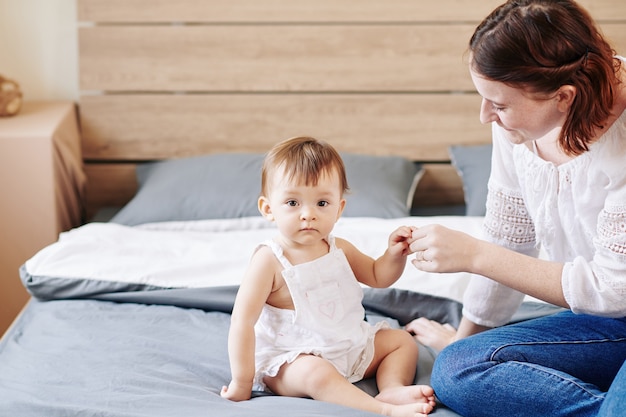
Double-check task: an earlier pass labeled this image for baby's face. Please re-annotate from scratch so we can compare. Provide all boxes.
[263,168,345,245]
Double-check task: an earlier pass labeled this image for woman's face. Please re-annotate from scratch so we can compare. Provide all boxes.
[470,66,569,146]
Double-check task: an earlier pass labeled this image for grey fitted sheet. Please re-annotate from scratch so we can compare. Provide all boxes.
[0,286,561,416]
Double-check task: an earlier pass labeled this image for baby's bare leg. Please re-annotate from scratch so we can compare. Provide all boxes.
[367,329,436,408]
[264,354,433,417]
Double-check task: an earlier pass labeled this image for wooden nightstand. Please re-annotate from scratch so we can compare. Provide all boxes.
[0,101,86,336]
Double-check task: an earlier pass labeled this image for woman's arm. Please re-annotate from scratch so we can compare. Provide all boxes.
[406,228,564,351]
[410,224,567,308]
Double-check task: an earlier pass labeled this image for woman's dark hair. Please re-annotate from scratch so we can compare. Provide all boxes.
[470,0,621,155]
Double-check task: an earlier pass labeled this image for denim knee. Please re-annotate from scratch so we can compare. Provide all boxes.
[430,338,478,408]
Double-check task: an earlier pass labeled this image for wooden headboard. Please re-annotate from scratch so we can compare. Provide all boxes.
[76,0,626,219]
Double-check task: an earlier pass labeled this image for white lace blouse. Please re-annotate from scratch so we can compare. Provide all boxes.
[462,109,626,327]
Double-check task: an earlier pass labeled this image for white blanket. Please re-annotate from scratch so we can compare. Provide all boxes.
[26,216,490,303]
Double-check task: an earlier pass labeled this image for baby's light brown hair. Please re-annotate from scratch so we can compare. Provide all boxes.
[261,136,349,197]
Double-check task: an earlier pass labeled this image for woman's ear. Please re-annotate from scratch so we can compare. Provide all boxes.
[556,85,576,113]
[258,196,274,221]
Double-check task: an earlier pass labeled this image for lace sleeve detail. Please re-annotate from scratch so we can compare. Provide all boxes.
[483,188,536,251]
[597,204,626,260]
[461,187,538,327]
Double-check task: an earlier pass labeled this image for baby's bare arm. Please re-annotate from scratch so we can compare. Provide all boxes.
[338,226,414,288]
[221,248,276,401]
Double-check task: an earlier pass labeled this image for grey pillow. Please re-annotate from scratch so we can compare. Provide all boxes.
[111,152,422,226]
[449,144,492,216]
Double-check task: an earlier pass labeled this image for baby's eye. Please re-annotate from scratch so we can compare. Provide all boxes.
[286,200,298,207]
[318,201,329,207]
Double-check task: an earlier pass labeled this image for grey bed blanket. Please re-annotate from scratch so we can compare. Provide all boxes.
[0,285,560,417]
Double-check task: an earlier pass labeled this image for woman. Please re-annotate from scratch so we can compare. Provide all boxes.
[406,1,626,416]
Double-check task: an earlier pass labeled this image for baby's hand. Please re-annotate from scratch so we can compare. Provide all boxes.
[220,381,252,402]
[388,226,418,257]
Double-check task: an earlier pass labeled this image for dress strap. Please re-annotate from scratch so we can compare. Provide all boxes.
[260,234,336,268]
[260,239,292,269]
[326,234,337,250]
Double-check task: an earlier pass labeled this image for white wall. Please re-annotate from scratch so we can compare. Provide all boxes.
[0,0,78,102]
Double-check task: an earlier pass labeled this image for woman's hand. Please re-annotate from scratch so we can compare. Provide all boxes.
[405,317,458,351]
[409,224,479,273]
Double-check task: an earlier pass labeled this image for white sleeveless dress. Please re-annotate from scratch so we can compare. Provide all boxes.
[253,235,387,391]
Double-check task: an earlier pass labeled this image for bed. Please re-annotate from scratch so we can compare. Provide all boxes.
[1,0,624,416]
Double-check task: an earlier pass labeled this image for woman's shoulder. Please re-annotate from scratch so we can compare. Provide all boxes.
[592,107,626,159]
[587,113,626,198]
[598,76,626,141]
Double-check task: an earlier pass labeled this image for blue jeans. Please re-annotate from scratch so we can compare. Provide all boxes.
[599,358,626,416]
[431,311,626,417]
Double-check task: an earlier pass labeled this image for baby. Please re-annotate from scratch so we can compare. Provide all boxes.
[221,136,435,417]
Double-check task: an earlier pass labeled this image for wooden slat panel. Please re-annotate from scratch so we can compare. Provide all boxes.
[77,0,626,218]
[83,163,137,219]
[582,1,626,22]
[77,0,626,23]
[79,94,490,162]
[414,164,464,207]
[602,24,626,52]
[79,25,476,92]
[78,0,503,23]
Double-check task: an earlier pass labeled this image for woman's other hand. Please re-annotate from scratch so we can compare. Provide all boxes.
[405,317,457,351]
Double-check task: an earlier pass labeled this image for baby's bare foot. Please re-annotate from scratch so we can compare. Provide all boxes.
[381,401,434,417]
[376,385,436,407]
